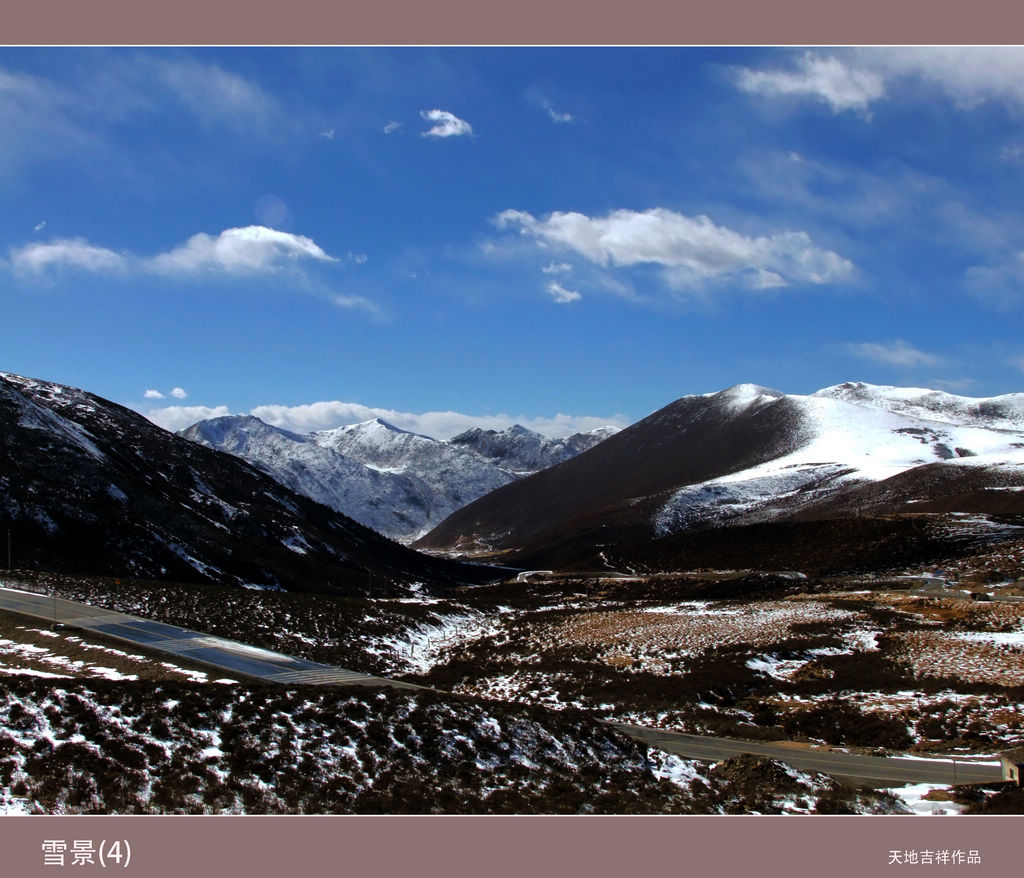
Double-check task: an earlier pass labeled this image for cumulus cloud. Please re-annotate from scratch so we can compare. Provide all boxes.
[734,53,884,116]
[845,340,944,368]
[420,109,473,138]
[546,281,581,303]
[147,226,337,275]
[10,238,126,276]
[242,400,629,440]
[494,207,854,291]
[144,389,165,399]
[170,387,187,399]
[145,404,234,432]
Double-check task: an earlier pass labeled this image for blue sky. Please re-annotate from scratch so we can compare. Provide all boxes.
[3,46,1024,437]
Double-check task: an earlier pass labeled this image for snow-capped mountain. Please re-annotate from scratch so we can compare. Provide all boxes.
[655,382,1024,533]
[417,382,1024,560]
[180,416,618,542]
[0,371,489,592]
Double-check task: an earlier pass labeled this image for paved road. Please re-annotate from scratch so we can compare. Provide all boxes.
[0,584,1008,786]
[0,585,422,690]
[607,721,1004,786]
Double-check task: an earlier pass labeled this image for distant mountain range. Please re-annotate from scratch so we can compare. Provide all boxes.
[5,369,1023,587]
[416,382,1024,564]
[179,415,618,542]
[0,371,490,593]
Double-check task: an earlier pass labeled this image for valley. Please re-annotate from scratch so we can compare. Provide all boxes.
[2,370,1024,815]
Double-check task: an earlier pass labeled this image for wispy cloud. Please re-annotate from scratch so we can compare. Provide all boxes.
[734,47,1024,118]
[383,121,402,134]
[546,281,581,303]
[147,56,278,133]
[332,294,382,318]
[845,340,944,368]
[147,399,629,439]
[542,261,572,274]
[494,207,854,293]
[734,53,884,117]
[319,129,335,140]
[541,98,573,123]
[965,251,1024,308]
[420,109,473,138]
[33,220,45,232]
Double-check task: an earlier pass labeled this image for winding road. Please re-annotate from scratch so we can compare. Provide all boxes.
[0,583,1007,786]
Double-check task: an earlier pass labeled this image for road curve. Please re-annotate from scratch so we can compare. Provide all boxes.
[0,584,422,690]
[0,584,1008,786]
[607,721,1004,786]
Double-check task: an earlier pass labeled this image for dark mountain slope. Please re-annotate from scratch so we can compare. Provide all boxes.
[416,385,805,558]
[0,372,491,594]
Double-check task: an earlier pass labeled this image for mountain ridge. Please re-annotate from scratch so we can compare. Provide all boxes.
[181,414,619,541]
[416,382,1024,562]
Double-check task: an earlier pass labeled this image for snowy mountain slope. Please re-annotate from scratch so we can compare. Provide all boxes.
[418,382,1024,560]
[0,371,489,592]
[181,416,618,542]
[655,386,1024,533]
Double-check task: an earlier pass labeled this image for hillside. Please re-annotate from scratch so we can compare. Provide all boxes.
[0,371,491,594]
[417,382,1024,563]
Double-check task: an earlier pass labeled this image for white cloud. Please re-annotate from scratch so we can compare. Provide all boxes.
[420,109,473,138]
[332,294,382,317]
[541,99,573,123]
[734,53,884,116]
[383,121,402,134]
[245,400,629,440]
[149,57,277,132]
[845,340,943,368]
[736,48,1024,118]
[10,238,126,276]
[33,220,45,232]
[147,226,337,276]
[546,281,581,304]
[144,389,165,400]
[144,404,233,432]
[319,129,335,139]
[494,207,854,291]
[542,261,573,274]
[965,251,1024,308]
[861,46,1024,111]
[170,387,187,400]
[347,252,368,265]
